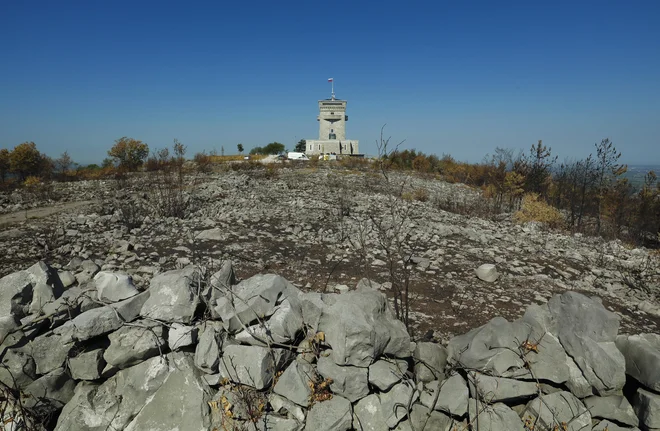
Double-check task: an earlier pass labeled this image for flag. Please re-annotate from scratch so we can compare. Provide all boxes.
[328,78,333,82]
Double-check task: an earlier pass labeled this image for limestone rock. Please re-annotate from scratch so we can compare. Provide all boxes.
[521,391,591,431]
[353,394,388,431]
[168,322,197,350]
[419,373,469,417]
[616,333,660,392]
[55,354,174,430]
[68,348,105,380]
[235,297,303,346]
[468,372,538,403]
[94,271,139,302]
[0,347,36,389]
[592,420,641,431]
[273,360,314,407]
[194,322,224,374]
[23,368,76,420]
[123,355,212,431]
[548,292,626,395]
[28,282,55,314]
[140,266,200,323]
[318,288,411,367]
[413,342,447,383]
[304,395,352,431]
[103,322,165,369]
[220,344,292,390]
[368,359,407,391]
[380,382,419,428]
[0,270,33,318]
[633,387,660,431]
[583,395,638,427]
[54,291,150,342]
[475,263,499,282]
[214,274,291,332]
[406,403,454,431]
[317,354,369,402]
[270,393,306,423]
[468,400,525,431]
[29,333,72,375]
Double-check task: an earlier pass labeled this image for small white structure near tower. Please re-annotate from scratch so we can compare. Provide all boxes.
[305,79,360,156]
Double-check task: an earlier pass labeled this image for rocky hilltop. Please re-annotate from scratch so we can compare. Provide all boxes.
[0,166,659,429]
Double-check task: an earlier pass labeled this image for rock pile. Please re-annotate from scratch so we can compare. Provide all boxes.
[0,260,657,430]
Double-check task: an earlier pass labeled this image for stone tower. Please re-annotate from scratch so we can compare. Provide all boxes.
[305,84,359,156]
[317,99,347,141]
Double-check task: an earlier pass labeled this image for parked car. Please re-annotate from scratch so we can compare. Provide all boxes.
[287,152,309,161]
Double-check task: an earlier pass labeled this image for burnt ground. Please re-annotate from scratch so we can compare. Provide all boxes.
[1,166,658,342]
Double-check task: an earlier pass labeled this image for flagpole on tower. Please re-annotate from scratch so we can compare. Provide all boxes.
[329,77,335,100]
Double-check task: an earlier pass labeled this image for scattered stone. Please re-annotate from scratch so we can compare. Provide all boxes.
[475,263,499,282]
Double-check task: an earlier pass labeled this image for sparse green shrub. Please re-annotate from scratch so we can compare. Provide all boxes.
[514,193,564,228]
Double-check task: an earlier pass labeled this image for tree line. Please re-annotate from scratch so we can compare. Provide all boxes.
[383,139,659,246]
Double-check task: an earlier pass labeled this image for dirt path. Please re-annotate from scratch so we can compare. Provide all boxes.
[0,200,98,227]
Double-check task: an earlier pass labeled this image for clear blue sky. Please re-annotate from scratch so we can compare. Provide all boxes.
[1,0,659,165]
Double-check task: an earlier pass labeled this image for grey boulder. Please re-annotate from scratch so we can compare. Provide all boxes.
[368,358,407,391]
[103,322,165,369]
[521,391,591,431]
[304,395,352,431]
[633,387,660,431]
[214,274,291,332]
[468,400,525,431]
[616,333,660,392]
[68,348,106,381]
[54,291,150,342]
[583,395,638,427]
[273,360,314,407]
[317,354,369,402]
[94,271,139,302]
[220,344,292,390]
[194,321,224,374]
[413,342,447,383]
[317,288,411,367]
[140,266,201,323]
[468,372,538,403]
[419,373,469,417]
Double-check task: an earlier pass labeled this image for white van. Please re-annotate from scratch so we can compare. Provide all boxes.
[287,152,309,161]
